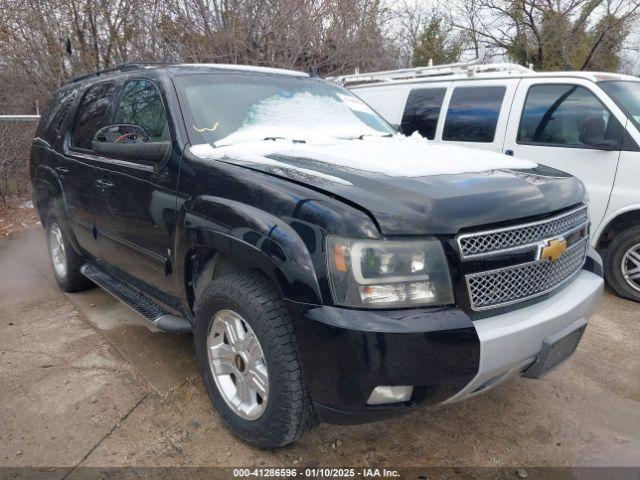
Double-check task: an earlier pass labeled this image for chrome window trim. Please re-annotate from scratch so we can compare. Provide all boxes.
[465,237,588,311]
[456,205,589,259]
[70,150,155,172]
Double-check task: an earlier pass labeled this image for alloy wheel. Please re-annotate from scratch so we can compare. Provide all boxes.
[207,309,269,420]
[621,242,640,293]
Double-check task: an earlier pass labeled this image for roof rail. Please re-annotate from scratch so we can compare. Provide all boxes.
[328,61,533,86]
[70,62,170,83]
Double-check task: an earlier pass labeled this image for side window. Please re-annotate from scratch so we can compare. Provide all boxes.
[401,88,446,139]
[442,86,506,143]
[517,84,624,148]
[71,82,117,150]
[36,88,78,144]
[115,80,168,141]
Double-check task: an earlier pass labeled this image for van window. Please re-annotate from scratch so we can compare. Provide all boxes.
[598,81,640,129]
[115,80,168,141]
[442,86,506,142]
[401,88,446,139]
[518,84,623,148]
[71,82,117,150]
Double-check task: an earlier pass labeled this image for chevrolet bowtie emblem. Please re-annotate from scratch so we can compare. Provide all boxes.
[540,238,567,262]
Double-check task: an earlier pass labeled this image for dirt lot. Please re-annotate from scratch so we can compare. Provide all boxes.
[1,228,639,476]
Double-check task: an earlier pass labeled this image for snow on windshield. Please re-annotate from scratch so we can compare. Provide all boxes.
[215,92,381,146]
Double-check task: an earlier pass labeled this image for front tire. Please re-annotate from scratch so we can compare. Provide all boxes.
[194,270,316,448]
[604,226,640,302]
[46,216,93,292]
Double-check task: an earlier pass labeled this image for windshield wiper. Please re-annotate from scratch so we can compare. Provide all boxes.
[264,136,306,144]
[356,133,393,140]
[213,136,307,148]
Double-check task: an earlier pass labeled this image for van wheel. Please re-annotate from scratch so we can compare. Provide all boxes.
[194,270,316,448]
[604,226,640,302]
[46,216,93,292]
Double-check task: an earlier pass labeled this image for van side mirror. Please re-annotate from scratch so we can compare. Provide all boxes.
[92,124,170,163]
[579,117,620,151]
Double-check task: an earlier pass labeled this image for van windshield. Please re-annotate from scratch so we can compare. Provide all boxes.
[173,73,394,146]
[598,80,640,129]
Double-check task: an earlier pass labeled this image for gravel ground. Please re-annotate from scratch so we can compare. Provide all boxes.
[0,228,638,476]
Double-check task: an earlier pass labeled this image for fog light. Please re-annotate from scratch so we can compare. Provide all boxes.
[367,386,414,405]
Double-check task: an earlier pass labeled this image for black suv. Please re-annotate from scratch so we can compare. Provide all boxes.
[31,63,604,448]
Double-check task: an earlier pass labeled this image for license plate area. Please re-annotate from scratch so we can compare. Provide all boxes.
[522,318,587,379]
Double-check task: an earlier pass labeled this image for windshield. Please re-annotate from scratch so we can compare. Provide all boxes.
[598,80,640,129]
[174,73,394,146]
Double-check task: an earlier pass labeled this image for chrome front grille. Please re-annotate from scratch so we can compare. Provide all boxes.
[458,206,588,259]
[466,237,588,311]
[458,205,590,311]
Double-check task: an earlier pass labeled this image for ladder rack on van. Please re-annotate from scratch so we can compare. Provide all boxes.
[329,61,533,86]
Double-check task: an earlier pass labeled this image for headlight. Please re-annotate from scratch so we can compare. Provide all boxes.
[327,236,454,308]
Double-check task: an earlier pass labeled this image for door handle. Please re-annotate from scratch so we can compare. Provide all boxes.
[504,149,514,156]
[55,166,69,174]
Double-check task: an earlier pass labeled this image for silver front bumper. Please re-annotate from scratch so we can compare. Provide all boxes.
[442,267,604,404]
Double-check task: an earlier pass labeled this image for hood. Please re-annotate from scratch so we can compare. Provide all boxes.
[190,137,586,235]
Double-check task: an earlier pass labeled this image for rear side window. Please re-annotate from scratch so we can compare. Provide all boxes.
[71,82,117,150]
[442,86,506,142]
[115,80,168,141]
[401,88,446,139]
[517,84,623,148]
[36,88,78,144]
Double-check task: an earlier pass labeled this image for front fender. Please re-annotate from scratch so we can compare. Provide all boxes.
[175,195,322,305]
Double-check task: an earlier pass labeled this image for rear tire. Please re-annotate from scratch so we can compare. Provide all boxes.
[46,215,93,292]
[194,270,316,448]
[604,226,640,302]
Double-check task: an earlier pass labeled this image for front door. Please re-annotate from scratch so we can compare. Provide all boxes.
[94,79,180,297]
[503,79,626,230]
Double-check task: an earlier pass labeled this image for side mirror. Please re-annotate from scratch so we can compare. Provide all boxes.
[92,124,170,163]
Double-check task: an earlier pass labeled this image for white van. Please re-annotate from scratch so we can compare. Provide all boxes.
[332,63,640,302]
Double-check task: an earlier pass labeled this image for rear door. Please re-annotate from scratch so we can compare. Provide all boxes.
[503,79,625,229]
[354,82,450,138]
[398,83,450,140]
[93,78,180,295]
[437,80,518,153]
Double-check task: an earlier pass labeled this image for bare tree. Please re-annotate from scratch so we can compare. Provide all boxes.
[451,0,640,70]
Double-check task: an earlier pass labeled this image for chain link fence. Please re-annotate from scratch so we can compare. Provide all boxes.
[0,119,38,205]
